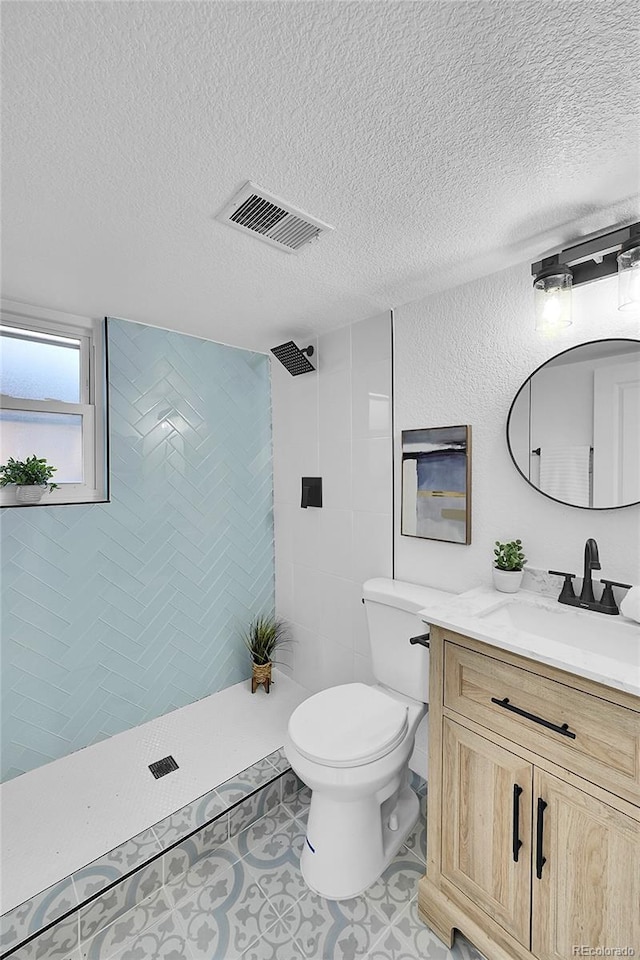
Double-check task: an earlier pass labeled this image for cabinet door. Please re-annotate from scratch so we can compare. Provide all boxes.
[532,769,640,960]
[442,719,533,946]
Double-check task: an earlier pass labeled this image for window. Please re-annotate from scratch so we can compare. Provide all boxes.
[0,300,108,505]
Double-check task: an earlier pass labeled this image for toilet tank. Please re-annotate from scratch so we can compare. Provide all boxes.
[363,578,453,703]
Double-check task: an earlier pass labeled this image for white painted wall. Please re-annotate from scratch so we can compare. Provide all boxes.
[394,270,640,591]
[272,313,393,694]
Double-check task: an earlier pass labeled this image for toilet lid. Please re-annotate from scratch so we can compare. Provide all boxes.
[288,683,408,767]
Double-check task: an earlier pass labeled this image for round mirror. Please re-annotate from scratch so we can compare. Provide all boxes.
[507,338,640,509]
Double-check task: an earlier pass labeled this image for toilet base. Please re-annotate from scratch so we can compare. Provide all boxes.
[300,782,419,901]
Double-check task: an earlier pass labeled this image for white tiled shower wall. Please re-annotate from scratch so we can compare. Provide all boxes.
[271,312,393,694]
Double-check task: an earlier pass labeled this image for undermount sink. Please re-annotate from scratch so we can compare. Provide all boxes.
[478,596,639,661]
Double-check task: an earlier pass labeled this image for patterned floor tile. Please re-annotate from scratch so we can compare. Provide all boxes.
[238,914,307,960]
[363,848,425,924]
[77,857,164,943]
[217,759,280,804]
[279,889,388,960]
[172,856,280,960]
[0,878,77,953]
[164,841,242,908]
[281,782,310,822]
[245,757,284,785]
[364,922,418,960]
[240,819,307,918]
[385,899,487,960]
[153,789,227,849]
[263,747,291,775]
[279,770,304,802]
[95,910,188,960]
[73,830,162,902]
[2,775,444,960]
[161,815,230,893]
[227,781,281,839]
[5,797,486,960]
[231,805,298,860]
[7,911,80,960]
[79,888,171,959]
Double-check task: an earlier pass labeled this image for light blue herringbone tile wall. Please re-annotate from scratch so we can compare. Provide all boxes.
[0,318,274,782]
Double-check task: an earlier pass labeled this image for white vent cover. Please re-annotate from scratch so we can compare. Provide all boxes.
[217,181,334,253]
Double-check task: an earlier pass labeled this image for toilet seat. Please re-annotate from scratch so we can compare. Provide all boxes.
[288,683,408,768]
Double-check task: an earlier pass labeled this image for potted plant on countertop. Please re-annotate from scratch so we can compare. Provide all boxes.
[493,539,527,593]
[243,614,290,694]
[0,455,59,504]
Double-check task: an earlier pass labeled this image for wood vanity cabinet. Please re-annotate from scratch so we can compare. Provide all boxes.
[418,627,640,960]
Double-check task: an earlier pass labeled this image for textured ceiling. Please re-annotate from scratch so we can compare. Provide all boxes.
[2,1,638,352]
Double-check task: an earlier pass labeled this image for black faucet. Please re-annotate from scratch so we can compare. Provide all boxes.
[579,538,601,605]
[549,539,632,616]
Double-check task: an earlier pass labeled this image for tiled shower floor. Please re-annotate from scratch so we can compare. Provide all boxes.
[59,783,485,960]
[3,675,477,960]
[1,674,311,912]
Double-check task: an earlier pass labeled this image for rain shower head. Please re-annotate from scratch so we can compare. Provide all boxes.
[270,341,316,376]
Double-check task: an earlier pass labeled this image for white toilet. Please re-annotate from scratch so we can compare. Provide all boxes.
[284,577,452,900]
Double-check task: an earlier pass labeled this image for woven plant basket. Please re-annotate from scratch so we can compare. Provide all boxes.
[16,485,45,504]
[251,661,272,694]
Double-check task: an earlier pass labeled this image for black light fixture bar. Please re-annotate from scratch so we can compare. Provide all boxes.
[531,222,640,287]
[569,250,619,286]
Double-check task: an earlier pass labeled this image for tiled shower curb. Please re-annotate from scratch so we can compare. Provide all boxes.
[0,747,302,959]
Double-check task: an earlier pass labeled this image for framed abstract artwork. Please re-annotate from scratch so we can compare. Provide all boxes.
[401,425,471,544]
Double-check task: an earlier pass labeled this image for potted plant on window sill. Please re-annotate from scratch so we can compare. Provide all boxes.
[243,614,290,694]
[493,539,527,593]
[0,456,58,504]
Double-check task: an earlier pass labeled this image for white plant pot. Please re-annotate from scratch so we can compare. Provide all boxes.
[492,567,524,594]
[15,485,45,504]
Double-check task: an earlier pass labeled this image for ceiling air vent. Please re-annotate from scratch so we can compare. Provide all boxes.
[217,181,334,253]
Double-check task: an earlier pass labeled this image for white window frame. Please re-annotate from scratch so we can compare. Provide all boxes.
[0,299,108,506]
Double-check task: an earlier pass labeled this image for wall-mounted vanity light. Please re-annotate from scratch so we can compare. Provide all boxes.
[532,262,573,333]
[618,233,640,312]
[531,221,640,335]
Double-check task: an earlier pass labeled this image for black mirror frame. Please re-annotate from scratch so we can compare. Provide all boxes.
[506,337,640,511]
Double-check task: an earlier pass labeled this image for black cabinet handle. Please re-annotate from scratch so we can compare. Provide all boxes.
[512,784,523,862]
[536,797,548,879]
[490,697,576,740]
[409,633,430,648]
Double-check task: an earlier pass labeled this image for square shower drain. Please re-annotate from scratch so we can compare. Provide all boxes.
[149,756,179,779]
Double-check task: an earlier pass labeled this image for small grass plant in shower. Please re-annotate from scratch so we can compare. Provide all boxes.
[243,614,290,693]
[0,455,58,503]
[493,539,527,593]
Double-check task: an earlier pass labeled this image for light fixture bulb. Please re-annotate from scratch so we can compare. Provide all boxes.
[533,264,572,335]
[617,236,640,311]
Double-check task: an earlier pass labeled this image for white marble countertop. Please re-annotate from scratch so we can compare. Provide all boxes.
[420,586,640,699]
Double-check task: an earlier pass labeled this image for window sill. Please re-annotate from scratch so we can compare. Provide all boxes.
[0,490,110,508]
